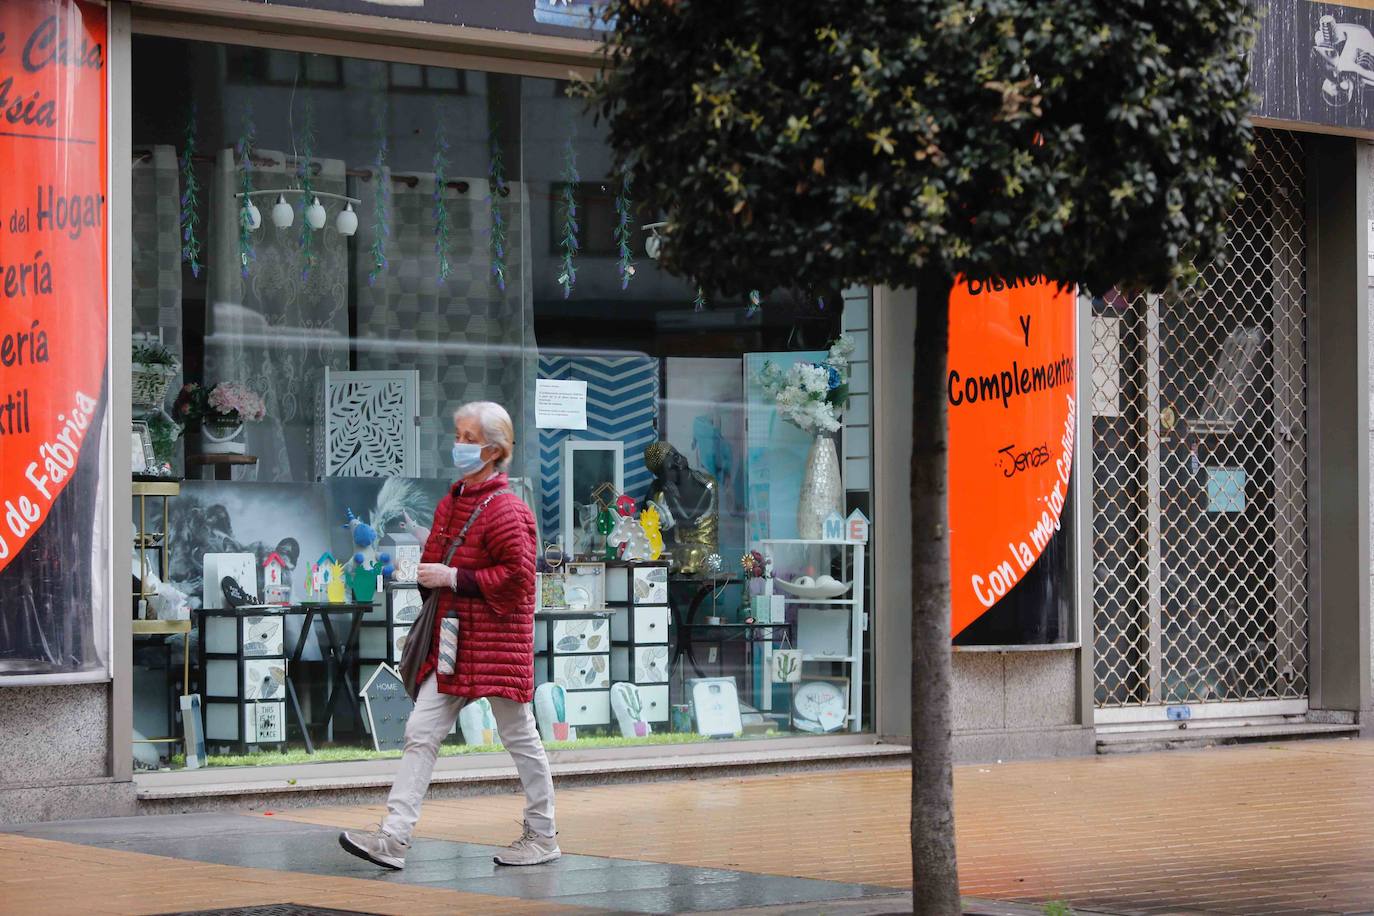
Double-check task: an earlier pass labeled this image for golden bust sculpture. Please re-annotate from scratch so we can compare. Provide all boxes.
[644,441,718,576]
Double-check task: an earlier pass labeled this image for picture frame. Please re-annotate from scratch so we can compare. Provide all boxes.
[689,676,743,738]
[538,561,607,612]
[131,420,155,474]
[561,440,624,557]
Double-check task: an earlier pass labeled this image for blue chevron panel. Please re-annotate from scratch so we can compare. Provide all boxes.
[538,355,661,544]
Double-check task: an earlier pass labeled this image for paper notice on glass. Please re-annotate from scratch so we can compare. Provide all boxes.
[536,379,588,430]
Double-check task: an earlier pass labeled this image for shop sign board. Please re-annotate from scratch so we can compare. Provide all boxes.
[244,0,615,39]
[947,277,1077,640]
[1252,0,1374,134]
[0,0,111,681]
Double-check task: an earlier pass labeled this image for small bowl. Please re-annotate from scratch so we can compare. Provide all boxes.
[775,577,852,600]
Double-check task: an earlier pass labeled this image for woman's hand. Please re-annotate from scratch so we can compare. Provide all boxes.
[417,563,457,590]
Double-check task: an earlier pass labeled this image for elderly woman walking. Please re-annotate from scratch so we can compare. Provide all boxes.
[341,401,558,868]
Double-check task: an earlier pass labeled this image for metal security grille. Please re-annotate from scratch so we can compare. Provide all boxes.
[1092,129,1309,710]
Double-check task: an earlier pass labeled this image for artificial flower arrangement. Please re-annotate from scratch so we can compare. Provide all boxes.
[173,381,267,427]
[756,335,856,433]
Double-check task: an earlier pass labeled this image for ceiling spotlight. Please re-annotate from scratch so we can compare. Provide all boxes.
[271,194,294,229]
[305,197,327,231]
[335,201,358,237]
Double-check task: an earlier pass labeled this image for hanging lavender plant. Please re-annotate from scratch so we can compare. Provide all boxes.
[433,109,454,285]
[486,117,508,292]
[368,93,390,287]
[613,168,635,290]
[235,103,257,279]
[557,133,580,299]
[179,103,202,279]
[296,94,318,281]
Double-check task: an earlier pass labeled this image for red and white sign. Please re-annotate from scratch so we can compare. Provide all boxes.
[947,277,1077,639]
[0,0,108,572]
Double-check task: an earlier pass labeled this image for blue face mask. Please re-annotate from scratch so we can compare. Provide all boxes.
[452,442,488,476]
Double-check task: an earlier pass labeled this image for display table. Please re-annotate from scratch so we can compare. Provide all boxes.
[132,480,180,618]
[284,603,371,754]
[131,618,192,747]
[186,453,258,480]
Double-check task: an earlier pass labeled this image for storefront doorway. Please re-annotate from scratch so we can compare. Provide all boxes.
[1091,129,1310,722]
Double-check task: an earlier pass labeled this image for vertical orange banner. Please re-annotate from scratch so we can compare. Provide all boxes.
[946,278,1077,639]
[0,0,108,571]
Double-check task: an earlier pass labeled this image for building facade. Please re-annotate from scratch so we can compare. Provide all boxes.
[0,0,1370,824]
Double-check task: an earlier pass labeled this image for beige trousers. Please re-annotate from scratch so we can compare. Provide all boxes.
[382,674,555,842]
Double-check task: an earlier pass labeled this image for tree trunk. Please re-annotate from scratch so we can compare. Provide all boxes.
[911,272,960,913]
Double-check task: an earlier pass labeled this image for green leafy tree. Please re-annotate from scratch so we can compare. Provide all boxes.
[590,1,1254,910]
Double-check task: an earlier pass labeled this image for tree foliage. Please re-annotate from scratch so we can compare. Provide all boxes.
[589,0,1256,296]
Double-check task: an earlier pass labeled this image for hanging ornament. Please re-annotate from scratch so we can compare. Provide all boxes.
[178,103,202,279]
[235,103,257,279]
[433,107,454,284]
[747,289,763,317]
[613,168,635,290]
[693,286,707,312]
[368,92,390,287]
[296,93,318,281]
[487,116,509,292]
[557,129,580,299]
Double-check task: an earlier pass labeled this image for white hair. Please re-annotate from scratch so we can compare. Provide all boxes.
[454,401,515,471]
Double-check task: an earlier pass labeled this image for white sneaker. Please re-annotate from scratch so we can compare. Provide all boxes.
[493,820,561,866]
[339,825,410,870]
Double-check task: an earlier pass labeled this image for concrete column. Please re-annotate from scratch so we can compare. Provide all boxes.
[872,286,914,740]
[1307,134,1373,726]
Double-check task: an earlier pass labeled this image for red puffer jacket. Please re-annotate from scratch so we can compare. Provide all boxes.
[416,473,537,703]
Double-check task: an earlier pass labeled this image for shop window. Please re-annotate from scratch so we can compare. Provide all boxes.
[129,37,875,770]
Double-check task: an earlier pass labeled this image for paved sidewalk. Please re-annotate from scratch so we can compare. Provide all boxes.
[5,739,1374,914]
[281,738,1374,914]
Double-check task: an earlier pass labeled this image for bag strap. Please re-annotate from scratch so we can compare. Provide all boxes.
[440,488,514,564]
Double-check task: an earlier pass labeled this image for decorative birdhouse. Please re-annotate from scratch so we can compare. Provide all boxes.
[262,552,291,604]
[845,509,871,544]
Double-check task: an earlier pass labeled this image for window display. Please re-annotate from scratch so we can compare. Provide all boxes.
[128,36,874,770]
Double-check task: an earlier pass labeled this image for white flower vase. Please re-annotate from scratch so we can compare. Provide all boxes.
[201,418,246,455]
[798,434,842,539]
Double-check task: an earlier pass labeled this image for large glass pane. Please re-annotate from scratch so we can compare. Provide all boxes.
[131,35,874,770]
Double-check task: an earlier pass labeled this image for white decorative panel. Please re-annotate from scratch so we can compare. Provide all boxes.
[322,369,420,477]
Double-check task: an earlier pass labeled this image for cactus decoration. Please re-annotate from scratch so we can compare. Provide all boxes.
[235,103,256,278]
[535,683,575,742]
[771,647,803,684]
[611,682,651,738]
[178,103,202,278]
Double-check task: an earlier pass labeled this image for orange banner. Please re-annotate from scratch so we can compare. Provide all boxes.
[947,277,1077,639]
[0,0,108,573]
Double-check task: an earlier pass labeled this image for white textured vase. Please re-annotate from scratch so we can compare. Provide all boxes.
[201,419,246,455]
[797,434,842,540]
